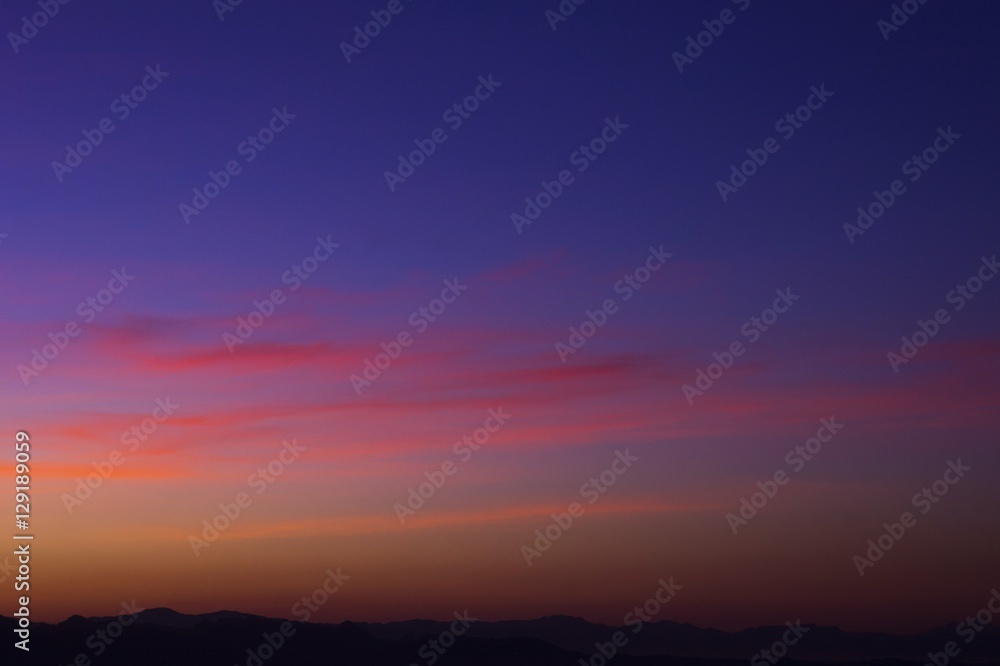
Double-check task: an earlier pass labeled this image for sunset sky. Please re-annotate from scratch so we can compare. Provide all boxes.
[2,0,999,634]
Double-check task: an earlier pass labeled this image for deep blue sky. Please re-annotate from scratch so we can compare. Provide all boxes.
[2,0,999,631]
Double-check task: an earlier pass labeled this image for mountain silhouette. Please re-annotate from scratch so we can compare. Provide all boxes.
[3,608,999,665]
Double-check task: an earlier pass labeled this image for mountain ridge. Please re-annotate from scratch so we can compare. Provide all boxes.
[4,607,999,664]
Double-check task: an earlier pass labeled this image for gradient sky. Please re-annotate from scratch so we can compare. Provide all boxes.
[1,0,999,634]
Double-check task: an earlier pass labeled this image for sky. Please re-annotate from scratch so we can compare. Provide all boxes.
[1,0,999,634]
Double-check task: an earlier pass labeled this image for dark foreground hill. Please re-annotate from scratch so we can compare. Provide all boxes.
[3,608,999,665]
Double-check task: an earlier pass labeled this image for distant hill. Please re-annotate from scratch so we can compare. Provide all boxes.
[357,614,1000,663]
[3,608,999,665]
